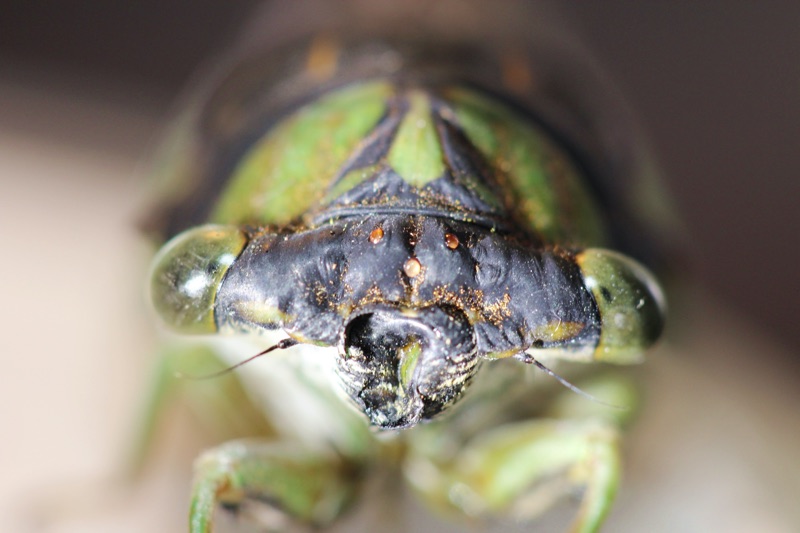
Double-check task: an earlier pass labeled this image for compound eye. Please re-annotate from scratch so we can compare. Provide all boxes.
[576,248,666,363]
[150,225,247,334]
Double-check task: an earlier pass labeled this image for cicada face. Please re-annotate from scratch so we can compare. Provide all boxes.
[150,81,664,430]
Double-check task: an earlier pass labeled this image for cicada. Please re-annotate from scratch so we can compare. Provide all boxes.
[142,2,667,531]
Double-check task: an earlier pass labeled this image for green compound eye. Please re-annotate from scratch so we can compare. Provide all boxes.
[150,225,247,334]
[576,249,666,363]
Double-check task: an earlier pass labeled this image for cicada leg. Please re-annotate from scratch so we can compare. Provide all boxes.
[404,374,637,533]
[133,341,376,530]
[190,440,361,533]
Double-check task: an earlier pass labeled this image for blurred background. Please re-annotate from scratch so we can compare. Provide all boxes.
[1,1,797,532]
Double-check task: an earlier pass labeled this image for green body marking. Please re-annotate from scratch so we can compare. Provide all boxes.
[212,82,391,225]
[448,87,607,246]
[387,91,446,186]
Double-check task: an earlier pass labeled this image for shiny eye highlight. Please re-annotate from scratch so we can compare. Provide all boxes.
[150,225,247,334]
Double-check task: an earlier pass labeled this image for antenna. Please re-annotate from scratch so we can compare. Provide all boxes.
[517,353,626,410]
[175,338,299,380]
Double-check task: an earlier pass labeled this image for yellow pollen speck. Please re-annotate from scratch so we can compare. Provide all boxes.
[369,227,384,244]
[404,257,422,278]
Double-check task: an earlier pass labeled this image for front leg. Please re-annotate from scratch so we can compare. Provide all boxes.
[190,439,362,533]
[406,419,621,533]
[404,373,637,533]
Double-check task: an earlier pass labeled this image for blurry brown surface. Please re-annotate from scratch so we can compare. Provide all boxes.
[1,2,798,532]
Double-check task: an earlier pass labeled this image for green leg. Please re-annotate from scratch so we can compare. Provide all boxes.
[190,439,361,532]
[406,419,621,533]
[405,373,639,532]
[129,342,274,475]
